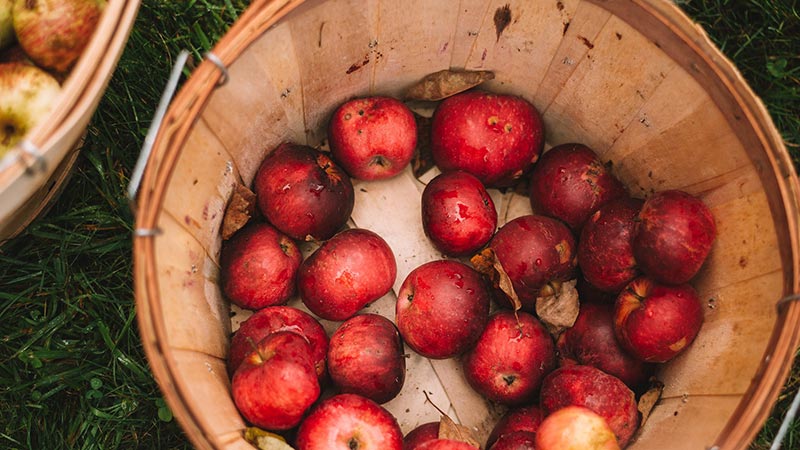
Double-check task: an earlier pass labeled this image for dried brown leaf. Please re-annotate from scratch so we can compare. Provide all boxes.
[535,279,579,335]
[638,378,665,428]
[405,69,495,101]
[470,248,522,311]
[438,414,481,448]
[244,427,295,450]
[222,183,257,240]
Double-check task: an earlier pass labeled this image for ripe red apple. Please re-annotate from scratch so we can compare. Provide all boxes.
[415,440,478,450]
[231,331,320,431]
[529,143,627,230]
[227,306,329,379]
[463,310,556,405]
[431,90,544,188]
[557,301,653,390]
[632,189,716,284]
[220,223,302,310]
[254,142,354,241]
[0,62,61,155]
[295,393,403,450]
[535,406,620,450]
[328,313,405,404]
[578,197,643,293]
[614,276,704,363]
[421,170,497,256]
[403,422,440,450]
[396,260,490,359]
[12,0,104,73]
[486,405,544,449]
[540,365,639,448]
[298,228,396,321]
[328,96,417,180]
[487,214,577,311]
[489,431,537,450]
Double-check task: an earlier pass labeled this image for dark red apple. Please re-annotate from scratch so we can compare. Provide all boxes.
[529,143,627,230]
[557,301,653,390]
[328,96,417,180]
[415,440,478,450]
[231,331,320,431]
[578,197,643,293]
[487,214,577,311]
[421,170,497,256]
[396,260,490,359]
[463,310,556,405]
[430,90,544,188]
[404,422,440,450]
[614,276,704,363]
[220,223,302,310]
[295,393,403,450]
[489,431,537,450]
[327,313,405,404]
[227,306,329,379]
[632,189,716,284]
[254,142,354,241]
[540,365,639,448]
[486,405,544,449]
[298,228,396,321]
[535,406,620,450]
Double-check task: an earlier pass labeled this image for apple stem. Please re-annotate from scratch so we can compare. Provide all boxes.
[423,390,448,417]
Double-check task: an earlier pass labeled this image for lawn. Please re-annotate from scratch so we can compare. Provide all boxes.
[0,0,798,449]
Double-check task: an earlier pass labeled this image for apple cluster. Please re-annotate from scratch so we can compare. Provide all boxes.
[0,0,106,157]
[220,86,716,449]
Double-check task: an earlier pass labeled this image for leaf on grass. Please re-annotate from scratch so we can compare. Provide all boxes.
[438,414,481,448]
[471,247,522,311]
[405,69,495,101]
[222,183,257,240]
[638,378,665,428]
[535,279,579,336]
[244,427,295,450]
[412,114,435,178]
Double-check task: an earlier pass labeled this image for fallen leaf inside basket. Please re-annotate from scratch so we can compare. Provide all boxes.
[535,279,580,335]
[244,427,295,450]
[221,183,257,240]
[638,378,665,428]
[438,414,481,448]
[471,247,522,311]
[405,69,495,101]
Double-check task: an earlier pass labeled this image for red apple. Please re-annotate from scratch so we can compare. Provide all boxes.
[254,142,354,241]
[231,331,320,431]
[298,228,396,321]
[328,313,406,404]
[614,276,704,363]
[415,440,478,450]
[463,310,556,405]
[535,406,620,450]
[578,197,643,293]
[489,431,537,450]
[421,170,498,256]
[487,214,577,311]
[295,393,403,450]
[220,223,302,310]
[557,301,653,390]
[632,189,716,284]
[12,0,104,73]
[396,260,490,359]
[227,306,329,379]
[404,422,440,450]
[328,96,417,180]
[529,143,627,230]
[431,90,544,188]
[486,405,544,449]
[540,365,639,448]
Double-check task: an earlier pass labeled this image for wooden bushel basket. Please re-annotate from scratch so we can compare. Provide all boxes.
[0,0,141,243]
[132,0,800,448]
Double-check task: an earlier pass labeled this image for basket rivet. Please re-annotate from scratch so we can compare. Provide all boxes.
[205,52,229,86]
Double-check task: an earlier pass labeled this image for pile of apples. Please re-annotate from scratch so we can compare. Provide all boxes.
[220,84,716,450]
[0,0,105,157]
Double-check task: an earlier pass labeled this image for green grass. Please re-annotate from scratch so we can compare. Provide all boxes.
[0,0,797,449]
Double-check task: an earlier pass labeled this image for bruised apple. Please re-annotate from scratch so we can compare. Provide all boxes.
[431,90,544,188]
[298,228,396,321]
[486,405,544,449]
[220,223,302,310]
[632,189,716,284]
[396,260,490,359]
[463,310,556,405]
[254,143,354,241]
[614,276,704,363]
[535,406,620,450]
[327,314,405,404]
[328,96,417,180]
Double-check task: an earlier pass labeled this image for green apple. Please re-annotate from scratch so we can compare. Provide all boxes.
[0,62,61,157]
[0,0,14,50]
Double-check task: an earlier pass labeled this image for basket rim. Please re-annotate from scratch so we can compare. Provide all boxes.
[133,1,800,449]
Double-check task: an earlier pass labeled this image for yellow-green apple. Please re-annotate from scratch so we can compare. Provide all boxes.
[0,62,60,156]
[535,406,620,450]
